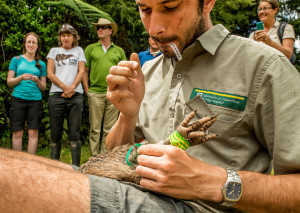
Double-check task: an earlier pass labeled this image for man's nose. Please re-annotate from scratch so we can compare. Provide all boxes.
[148,12,168,37]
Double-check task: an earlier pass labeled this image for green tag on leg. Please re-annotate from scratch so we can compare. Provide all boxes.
[169,131,190,150]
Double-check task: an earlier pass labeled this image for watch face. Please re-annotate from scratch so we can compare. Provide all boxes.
[224,182,242,201]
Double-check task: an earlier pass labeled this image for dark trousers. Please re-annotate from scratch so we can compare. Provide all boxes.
[48,92,83,166]
[48,92,83,142]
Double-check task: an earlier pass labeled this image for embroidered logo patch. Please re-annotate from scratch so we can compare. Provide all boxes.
[190,88,247,111]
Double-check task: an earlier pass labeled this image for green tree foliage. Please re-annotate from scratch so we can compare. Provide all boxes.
[45,0,112,42]
[211,0,257,36]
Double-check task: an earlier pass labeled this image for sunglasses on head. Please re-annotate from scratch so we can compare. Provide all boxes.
[61,25,75,31]
[97,25,111,30]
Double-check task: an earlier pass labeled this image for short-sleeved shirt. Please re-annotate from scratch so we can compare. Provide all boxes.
[138,48,162,68]
[9,55,47,100]
[249,20,295,45]
[47,46,86,94]
[85,41,126,94]
[135,24,300,212]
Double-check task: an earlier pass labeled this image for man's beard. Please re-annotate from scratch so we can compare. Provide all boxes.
[152,16,205,58]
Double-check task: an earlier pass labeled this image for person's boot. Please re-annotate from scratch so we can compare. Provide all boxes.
[51,141,61,160]
[70,140,81,166]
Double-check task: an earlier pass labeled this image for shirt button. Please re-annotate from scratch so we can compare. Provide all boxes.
[176,74,182,79]
[170,111,174,117]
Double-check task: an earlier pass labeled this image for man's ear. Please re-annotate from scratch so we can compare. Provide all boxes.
[203,0,216,14]
[201,0,216,30]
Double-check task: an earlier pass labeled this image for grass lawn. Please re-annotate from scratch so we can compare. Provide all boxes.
[36,144,91,166]
[0,140,91,166]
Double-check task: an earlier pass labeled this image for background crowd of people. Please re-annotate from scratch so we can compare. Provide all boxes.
[7,18,127,166]
[6,0,296,165]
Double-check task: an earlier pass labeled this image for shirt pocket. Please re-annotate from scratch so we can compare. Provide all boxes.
[184,95,247,169]
[184,95,244,137]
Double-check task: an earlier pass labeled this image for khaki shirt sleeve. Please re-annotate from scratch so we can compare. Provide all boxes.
[249,32,255,40]
[283,24,295,40]
[253,55,300,175]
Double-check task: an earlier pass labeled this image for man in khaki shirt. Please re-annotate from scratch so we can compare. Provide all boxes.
[106,0,300,212]
[1,0,300,212]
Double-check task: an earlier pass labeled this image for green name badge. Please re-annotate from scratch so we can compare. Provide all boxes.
[190,88,247,111]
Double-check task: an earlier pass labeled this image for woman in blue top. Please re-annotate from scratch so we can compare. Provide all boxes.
[7,32,47,154]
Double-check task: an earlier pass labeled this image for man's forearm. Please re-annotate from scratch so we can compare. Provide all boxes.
[82,72,89,93]
[82,67,89,93]
[106,113,138,150]
[0,148,73,170]
[236,171,300,213]
[0,150,90,212]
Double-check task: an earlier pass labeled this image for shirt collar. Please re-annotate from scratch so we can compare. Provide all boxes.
[197,24,230,55]
[273,20,280,28]
[146,47,151,55]
[97,41,115,47]
[146,47,161,56]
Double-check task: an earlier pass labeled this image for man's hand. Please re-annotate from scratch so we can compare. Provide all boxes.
[136,144,226,202]
[106,53,145,118]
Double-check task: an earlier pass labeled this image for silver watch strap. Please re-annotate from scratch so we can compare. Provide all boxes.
[221,168,242,207]
[227,168,241,182]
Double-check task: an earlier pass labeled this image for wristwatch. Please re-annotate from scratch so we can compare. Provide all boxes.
[220,168,243,207]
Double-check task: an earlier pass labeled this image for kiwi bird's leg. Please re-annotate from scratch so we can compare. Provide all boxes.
[176,109,197,138]
[187,115,218,146]
[161,110,218,148]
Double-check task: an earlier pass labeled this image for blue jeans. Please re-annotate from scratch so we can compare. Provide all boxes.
[48,92,83,142]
